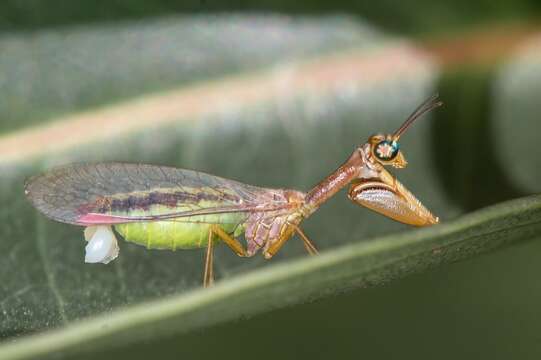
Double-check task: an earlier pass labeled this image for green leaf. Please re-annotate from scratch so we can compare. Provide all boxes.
[0,14,453,352]
[492,35,541,194]
[1,0,539,35]
[432,66,527,210]
[4,13,539,360]
[0,14,452,345]
[1,194,540,360]
[0,15,381,133]
[0,49,445,335]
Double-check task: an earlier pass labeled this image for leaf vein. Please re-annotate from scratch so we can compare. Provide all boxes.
[35,216,69,324]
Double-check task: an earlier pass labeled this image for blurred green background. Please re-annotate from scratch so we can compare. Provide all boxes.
[1,1,541,359]
[1,0,540,35]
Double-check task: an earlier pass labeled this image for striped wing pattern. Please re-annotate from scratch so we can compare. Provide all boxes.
[24,163,282,226]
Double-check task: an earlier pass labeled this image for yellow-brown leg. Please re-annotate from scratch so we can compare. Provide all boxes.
[210,225,247,257]
[203,225,247,287]
[203,230,214,288]
[263,225,295,259]
[291,224,319,255]
[264,223,319,259]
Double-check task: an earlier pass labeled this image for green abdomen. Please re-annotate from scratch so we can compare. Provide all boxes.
[114,213,246,250]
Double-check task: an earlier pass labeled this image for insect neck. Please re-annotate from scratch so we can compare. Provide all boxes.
[302,149,364,217]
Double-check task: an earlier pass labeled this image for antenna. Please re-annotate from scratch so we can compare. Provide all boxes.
[392,94,443,141]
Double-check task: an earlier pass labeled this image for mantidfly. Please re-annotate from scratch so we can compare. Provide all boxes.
[24,95,442,287]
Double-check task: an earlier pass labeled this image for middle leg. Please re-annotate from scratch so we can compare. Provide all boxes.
[290,224,319,255]
[264,223,319,259]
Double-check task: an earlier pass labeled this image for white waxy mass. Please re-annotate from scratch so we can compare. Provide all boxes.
[84,226,119,264]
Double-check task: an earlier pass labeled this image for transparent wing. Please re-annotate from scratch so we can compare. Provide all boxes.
[24,162,285,226]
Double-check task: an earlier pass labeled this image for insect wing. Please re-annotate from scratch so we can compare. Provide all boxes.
[24,163,282,226]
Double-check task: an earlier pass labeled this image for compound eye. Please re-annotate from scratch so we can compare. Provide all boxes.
[374,140,399,161]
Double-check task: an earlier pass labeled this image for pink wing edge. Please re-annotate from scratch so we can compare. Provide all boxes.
[76,213,140,225]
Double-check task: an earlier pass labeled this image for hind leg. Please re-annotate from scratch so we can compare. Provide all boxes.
[203,230,215,288]
[203,225,247,287]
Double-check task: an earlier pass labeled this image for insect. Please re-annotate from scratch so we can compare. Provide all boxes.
[24,95,442,287]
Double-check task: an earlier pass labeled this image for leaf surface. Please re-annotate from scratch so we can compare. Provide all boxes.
[1,194,540,360]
